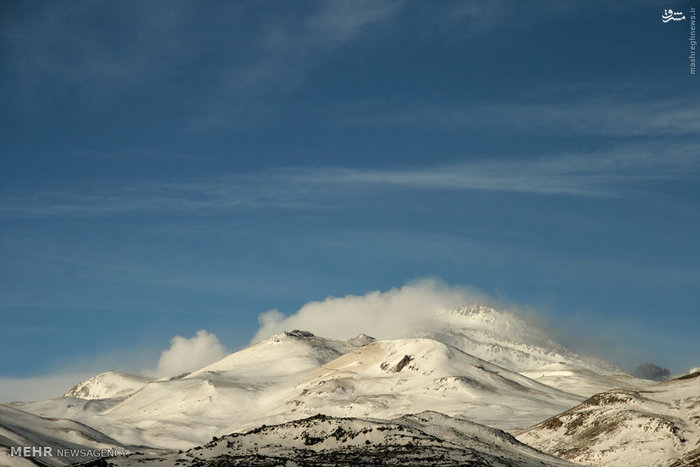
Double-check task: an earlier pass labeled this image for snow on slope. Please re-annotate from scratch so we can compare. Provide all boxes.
[8,312,648,453]
[9,396,121,425]
[516,370,700,466]
[11,331,584,449]
[98,411,575,466]
[417,305,653,397]
[65,371,150,400]
[97,334,582,448]
[280,338,583,431]
[422,305,617,374]
[25,331,379,449]
[187,329,375,380]
[8,372,152,439]
[0,404,130,467]
[521,362,656,398]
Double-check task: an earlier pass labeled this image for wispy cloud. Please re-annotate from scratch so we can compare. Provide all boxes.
[226,0,401,92]
[191,0,402,129]
[315,142,699,194]
[252,277,698,374]
[1,1,199,104]
[1,142,697,217]
[342,97,700,137]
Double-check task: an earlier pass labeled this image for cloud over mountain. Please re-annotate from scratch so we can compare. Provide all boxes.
[156,330,227,377]
[253,278,489,343]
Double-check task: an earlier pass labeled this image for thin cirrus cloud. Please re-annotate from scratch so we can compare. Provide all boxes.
[342,97,700,137]
[190,0,403,130]
[1,1,199,101]
[320,143,700,194]
[223,0,401,94]
[0,143,697,217]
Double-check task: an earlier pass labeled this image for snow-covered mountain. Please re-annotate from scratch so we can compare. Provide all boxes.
[7,331,378,449]
[65,371,149,400]
[417,305,651,398]
[187,329,375,380]
[99,411,575,466]
[279,337,581,431]
[520,362,655,398]
[516,370,700,466]
[421,305,616,374]
[30,331,580,449]
[2,303,671,465]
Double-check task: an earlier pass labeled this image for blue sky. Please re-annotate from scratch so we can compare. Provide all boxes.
[1,0,698,391]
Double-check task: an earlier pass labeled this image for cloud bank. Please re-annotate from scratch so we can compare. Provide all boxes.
[155,330,227,377]
[250,279,658,372]
[253,278,490,343]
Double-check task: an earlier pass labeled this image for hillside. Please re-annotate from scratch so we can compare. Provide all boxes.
[517,371,700,466]
[89,411,575,466]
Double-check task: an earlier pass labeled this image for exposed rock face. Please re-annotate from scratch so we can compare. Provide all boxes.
[632,363,671,381]
[393,354,413,372]
[284,329,316,338]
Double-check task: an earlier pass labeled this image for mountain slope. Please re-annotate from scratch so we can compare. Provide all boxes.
[280,338,583,431]
[186,330,374,380]
[520,362,656,398]
[6,316,652,455]
[12,331,584,449]
[94,411,575,466]
[30,331,380,449]
[516,371,700,466]
[0,405,130,467]
[422,305,617,374]
[65,371,150,400]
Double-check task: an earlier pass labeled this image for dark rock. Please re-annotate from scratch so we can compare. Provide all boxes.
[394,355,413,372]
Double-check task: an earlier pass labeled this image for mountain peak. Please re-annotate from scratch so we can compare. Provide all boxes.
[442,304,519,327]
[424,305,617,374]
[282,329,316,339]
[65,370,149,400]
[452,303,499,315]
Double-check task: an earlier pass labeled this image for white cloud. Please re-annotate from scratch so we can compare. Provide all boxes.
[191,0,402,129]
[155,330,227,377]
[4,141,697,218]
[253,278,489,343]
[343,98,700,137]
[0,330,228,402]
[308,0,401,44]
[251,277,700,375]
